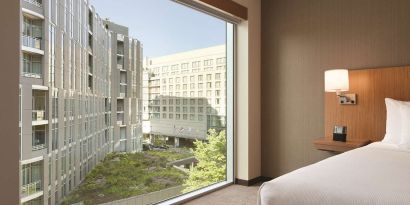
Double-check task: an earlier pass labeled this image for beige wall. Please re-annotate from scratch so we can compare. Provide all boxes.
[0,0,20,203]
[261,0,410,177]
[233,0,262,181]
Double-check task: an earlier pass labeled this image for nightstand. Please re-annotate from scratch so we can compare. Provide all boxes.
[313,138,371,152]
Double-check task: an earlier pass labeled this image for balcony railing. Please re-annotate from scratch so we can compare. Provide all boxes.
[88,65,93,74]
[22,35,42,50]
[32,130,46,150]
[22,62,42,78]
[117,113,125,125]
[21,181,42,198]
[117,49,124,55]
[117,106,124,112]
[24,0,42,8]
[32,143,46,151]
[32,110,46,121]
[117,120,125,126]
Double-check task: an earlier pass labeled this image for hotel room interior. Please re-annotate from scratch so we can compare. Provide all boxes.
[2,0,410,204]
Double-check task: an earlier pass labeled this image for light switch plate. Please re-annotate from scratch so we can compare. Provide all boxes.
[339,94,357,105]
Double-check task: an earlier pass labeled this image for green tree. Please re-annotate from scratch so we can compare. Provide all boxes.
[183,129,226,192]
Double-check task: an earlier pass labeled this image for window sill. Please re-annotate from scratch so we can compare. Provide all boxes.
[159,181,233,205]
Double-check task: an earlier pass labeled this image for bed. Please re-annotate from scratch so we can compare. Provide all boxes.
[258,142,410,205]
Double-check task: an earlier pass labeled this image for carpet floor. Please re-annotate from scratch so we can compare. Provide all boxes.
[182,184,260,205]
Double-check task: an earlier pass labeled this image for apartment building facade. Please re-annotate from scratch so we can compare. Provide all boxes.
[20,0,143,204]
[143,45,226,144]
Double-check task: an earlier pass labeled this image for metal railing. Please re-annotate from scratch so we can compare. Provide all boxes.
[21,181,42,197]
[120,85,126,97]
[32,144,46,151]
[32,110,46,121]
[22,35,42,50]
[22,62,42,78]
[117,113,125,125]
[117,49,124,55]
[24,0,42,7]
[32,130,46,150]
[117,120,125,126]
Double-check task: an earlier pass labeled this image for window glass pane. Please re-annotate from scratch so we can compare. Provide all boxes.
[19,0,232,204]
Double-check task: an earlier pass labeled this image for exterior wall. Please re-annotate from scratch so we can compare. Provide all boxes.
[19,0,143,204]
[104,20,143,153]
[0,0,20,203]
[143,45,226,140]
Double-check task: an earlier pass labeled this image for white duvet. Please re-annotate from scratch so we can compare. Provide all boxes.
[258,142,410,205]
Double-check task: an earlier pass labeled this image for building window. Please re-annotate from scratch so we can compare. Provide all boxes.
[181,63,189,69]
[171,64,179,71]
[216,57,226,65]
[204,59,213,66]
[192,61,200,68]
[17,0,235,204]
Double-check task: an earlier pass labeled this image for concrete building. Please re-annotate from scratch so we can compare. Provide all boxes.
[103,20,144,153]
[19,0,143,204]
[143,45,226,145]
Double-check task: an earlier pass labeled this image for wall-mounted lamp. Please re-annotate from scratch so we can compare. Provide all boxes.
[325,69,357,105]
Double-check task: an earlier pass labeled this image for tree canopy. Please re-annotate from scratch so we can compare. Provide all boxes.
[183,129,227,192]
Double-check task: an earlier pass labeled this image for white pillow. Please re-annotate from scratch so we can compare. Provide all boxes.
[382,98,410,144]
[398,104,410,148]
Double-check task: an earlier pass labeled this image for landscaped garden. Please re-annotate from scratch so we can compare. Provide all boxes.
[62,129,227,205]
[62,148,193,205]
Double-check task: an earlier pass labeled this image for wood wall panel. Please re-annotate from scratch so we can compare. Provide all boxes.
[325,66,410,142]
[198,0,248,20]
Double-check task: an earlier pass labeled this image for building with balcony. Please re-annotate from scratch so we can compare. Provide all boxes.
[143,45,226,145]
[19,0,143,204]
[103,20,143,153]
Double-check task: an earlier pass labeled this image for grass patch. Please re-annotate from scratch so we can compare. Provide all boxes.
[62,148,193,205]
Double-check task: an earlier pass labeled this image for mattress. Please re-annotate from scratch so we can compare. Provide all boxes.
[258,142,410,205]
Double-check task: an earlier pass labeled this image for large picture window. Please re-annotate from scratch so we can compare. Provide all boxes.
[19,0,234,204]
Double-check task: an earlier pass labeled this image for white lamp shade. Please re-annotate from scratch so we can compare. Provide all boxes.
[325,69,349,92]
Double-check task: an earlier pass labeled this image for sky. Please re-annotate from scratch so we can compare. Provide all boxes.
[90,0,226,58]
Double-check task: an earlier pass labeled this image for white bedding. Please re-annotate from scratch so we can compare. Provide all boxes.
[258,142,410,205]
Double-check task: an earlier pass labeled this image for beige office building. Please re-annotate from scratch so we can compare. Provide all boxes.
[143,45,226,144]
